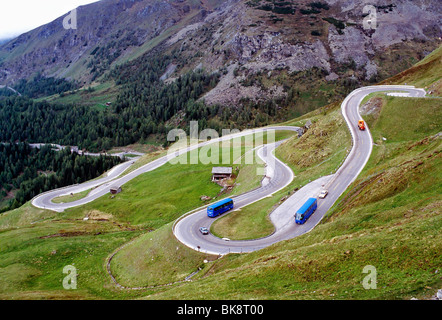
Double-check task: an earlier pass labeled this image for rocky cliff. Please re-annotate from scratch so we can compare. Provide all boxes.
[0,0,441,106]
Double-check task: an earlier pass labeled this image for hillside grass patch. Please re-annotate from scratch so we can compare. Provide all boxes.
[110,222,217,288]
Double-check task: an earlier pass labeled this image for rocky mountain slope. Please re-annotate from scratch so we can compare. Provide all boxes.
[0,0,441,107]
[0,0,223,83]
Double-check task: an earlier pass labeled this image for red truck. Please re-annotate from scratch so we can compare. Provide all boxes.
[358,120,366,131]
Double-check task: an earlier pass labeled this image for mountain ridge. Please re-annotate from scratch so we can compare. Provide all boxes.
[1,0,440,100]
[0,0,221,84]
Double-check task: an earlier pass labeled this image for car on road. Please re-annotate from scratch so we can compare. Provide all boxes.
[318,189,328,199]
[199,227,209,235]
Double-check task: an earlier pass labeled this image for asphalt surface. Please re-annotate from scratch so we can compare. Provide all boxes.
[31,85,426,255]
[31,160,135,212]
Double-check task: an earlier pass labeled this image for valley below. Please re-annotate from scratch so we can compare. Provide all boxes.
[0,0,440,302]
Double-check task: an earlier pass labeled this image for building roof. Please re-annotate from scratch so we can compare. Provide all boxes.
[212,167,233,174]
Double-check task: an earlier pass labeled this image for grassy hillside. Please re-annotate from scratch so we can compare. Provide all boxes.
[0,46,440,300]
[0,130,295,297]
[106,80,442,298]
[380,45,442,96]
[35,82,119,110]
[142,48,442,299]
[141,90,442,300]
[0,201,141,299]
[109,222,217,288]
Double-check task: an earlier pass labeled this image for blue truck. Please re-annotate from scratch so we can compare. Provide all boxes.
[295,197,317,224]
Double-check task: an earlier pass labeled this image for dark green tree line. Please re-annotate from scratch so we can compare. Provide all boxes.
[0,143,122,212]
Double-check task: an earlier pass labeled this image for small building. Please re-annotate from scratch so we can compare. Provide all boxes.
[110,186,122,195]
[212,167,232,181]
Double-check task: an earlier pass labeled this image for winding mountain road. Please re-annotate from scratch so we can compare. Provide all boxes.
[31,85,426,255]
[31,126,301,212]
[173,85,426,255]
